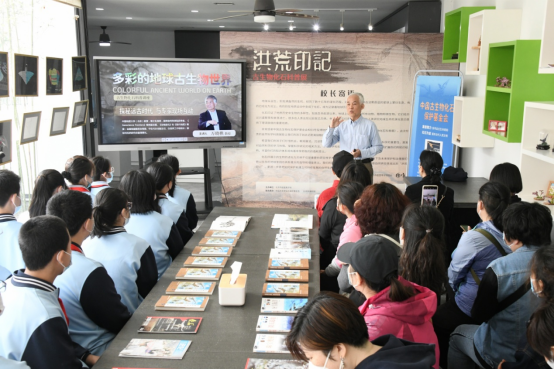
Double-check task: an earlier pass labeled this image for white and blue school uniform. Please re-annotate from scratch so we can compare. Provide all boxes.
[0,357,29,369]
[68,185,93,204]
[0,214,24,280]
[125,212,183,278]
[82,228,157,313]
[0,270,89,368]
[90,181,110,200]
[168,185,198,230]
[53,242,131,356]
[158,195,193,245]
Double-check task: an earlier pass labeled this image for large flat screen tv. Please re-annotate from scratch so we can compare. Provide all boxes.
[94,57,246,151]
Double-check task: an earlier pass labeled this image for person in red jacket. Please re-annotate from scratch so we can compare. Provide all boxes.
[316,151,354,219]
[337,236,440,368]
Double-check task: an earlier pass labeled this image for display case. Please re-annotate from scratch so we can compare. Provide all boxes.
[539,0,554,74]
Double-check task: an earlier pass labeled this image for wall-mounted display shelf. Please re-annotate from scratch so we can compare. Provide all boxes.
[443,6,495,63]
[482,40,554,143]
[452,96,494,148]
[465,9,522,76]
[539,0,554,74]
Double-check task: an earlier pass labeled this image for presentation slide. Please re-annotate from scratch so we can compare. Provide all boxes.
[96,59,244,145]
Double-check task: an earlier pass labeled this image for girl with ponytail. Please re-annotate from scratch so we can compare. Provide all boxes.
[62,155,95,202]
[90,156,114,198]
[399,204,447,306]
[82,188,157,313]
[25,170,67,220]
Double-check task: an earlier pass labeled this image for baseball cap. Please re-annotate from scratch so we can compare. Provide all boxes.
[332,151,354,178]
[336,235,399,284]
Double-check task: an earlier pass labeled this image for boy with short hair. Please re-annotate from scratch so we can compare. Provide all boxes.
[47,190,131,356]
[0,169,24,280]
[0,215,98,368]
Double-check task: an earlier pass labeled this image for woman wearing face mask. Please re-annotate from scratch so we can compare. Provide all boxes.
[286,291,436,369]
[82,188,157,313]
[90,156,114,199]
[62,155,95,202]
[432,181,511,368]
[448,202,552,369]
[337,237,440,368]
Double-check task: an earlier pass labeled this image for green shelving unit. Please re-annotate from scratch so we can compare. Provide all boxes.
[482,40,554,143]
[443,6,495,63]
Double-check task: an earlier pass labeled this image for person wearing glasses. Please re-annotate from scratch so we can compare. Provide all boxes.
[82,188,157,313]
[91,156,114,199]
[47,190,131,356]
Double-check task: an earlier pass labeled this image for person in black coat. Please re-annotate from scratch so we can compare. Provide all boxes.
[489,163,523,204]
[198,95,232,130]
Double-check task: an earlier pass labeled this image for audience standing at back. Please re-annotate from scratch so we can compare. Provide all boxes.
[90,156,114,199]
[119,170,184,278]
[316,151,354,219]
[0,170,24,280]
[158,154,198,230]
[62,155,95,202]
[47,190,131,356]
[489,162,523,204]
[82,188,157,313]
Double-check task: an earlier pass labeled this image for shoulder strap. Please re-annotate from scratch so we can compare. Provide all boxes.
[365,233,402,249]
[496,282,531,314]
[470,268,481,285]
[474,228,508,257]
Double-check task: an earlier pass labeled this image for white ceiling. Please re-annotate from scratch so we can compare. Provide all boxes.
[86,0,439,32]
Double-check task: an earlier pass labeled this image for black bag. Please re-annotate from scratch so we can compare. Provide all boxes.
[443,166,468,182]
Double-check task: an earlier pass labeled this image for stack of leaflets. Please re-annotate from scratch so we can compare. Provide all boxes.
[183,256,228,268]
[253,334,289,353]
[268,259,309,270]
[176,268,222,280]
[270,248,311,260]
[256,315,294,332]
[275,233,309,242]
[138,316,202,334]
[155,296,209,311]
[260,298,308,313]
[205,230,242,238]
[271,214,313,229]
[118,339,191,359]
[166,281,216,295]
[245,358,308,369]
[199,237,238,247]
[262,283,309,297]
[274,240,310,249]
[210,216,251,232]
[265,270,309,282]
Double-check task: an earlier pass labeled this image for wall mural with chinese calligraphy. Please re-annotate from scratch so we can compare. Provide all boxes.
[220,32,456,208]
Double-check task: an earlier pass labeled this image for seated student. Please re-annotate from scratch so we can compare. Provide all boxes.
[82,188,157,312]
[146,162,193,245]
[158,154,198,230]
[26,170,67,220]
[285,291,436,369]
[0,283,30,369]
[119,170,184,278]
[528,304,554,369]
[0,216,98,368]
[0,170,24,280]
[433,181,511,368]
[62,155,95,202]
[399,205,447,307]
[489,162,523,204]
[316,151,354,219]
[90,156,114,199]
[449,202,552,368]
[337,182,410,305]
[47,190,131,355]
[337,237,440,368]
[320,161,371,270]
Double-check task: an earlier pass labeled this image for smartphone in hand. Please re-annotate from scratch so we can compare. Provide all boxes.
[460,225,471,232]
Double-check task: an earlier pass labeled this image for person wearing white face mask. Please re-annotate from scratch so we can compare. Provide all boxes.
[62,155,95,204]
[285,291,436,369]
[0,169,24,280]
[47,190,132,356]
[82,188,157,314]
[449,202,552,369]
[90,156,114,200]
[0,215,99,368]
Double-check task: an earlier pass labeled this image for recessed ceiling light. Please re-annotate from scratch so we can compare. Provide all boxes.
[99,42,110,46]
[207,19,214,22]
[288,20,294,22]
[313,24,320,31]
[219,25,225,28]
[263,24,269,30]
[191,10,199,12]
[289,24,294,31]
[96,8,104,10]
[126,17,133,19]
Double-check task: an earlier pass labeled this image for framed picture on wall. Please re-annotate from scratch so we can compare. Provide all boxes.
[547,181,554,198]
[0,52,8,97]
[14,54,38,97]
[20,111,41,144]
[72,56,87,91]
[72,100,88,128]
[46,57,63,95]
[50,107,70,136]
[0,119,12,165]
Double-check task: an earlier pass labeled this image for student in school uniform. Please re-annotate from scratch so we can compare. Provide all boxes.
[90,156,113,199]
[0,216,99,368]
[119,170,184,278]
[147,162,193,245]
[21,169,67,223]
[82,188,158,313]
[62,155,95,202]
[47,190,131,355]
[0,170,24,280]
[158,154,198,229]
[0,281,30,369]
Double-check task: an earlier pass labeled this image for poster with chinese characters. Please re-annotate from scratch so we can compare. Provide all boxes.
[220,32,455,208]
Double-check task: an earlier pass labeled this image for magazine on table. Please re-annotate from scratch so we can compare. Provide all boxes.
[256,315,294,332]
[265,270,309,282]
[210,216,251,232]
[118,339,191,359]
[253,334,289,353]
[260,298,308,313]
[191,246,233,257]
[138,317,202,334]
[270,248,311,260]
[176,268,222,280]
[245,358,308,369]
[166,281,216,295]
[271,214,313,229]
[267,259,309,270]
[205,230,242,238]
[155,296,209,311]
[262,283,309,297]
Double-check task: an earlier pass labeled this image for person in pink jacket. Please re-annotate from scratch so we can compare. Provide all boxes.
[337,235,440,368]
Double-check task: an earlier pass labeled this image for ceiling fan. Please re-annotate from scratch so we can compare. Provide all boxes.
[211,0,318,23]
[89,26,132,46]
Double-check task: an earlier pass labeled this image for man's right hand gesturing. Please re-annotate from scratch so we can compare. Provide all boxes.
[330,116,344,128]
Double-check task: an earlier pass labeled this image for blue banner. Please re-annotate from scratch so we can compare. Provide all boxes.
[407,76,461,177]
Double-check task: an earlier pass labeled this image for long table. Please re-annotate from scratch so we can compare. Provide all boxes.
[95,207,320,369]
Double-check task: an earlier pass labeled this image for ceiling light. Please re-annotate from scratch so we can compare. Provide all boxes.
[191,10,199,12]
[99,42,110,46]
[340,11,344,31]
[207,19,214,21]
[340,24,344,31]
[126,17,133,19]
[368,24,373,31]
[219,25,225,28]
[285,11,293,14]
[254,15,275,23]
[263,24,269,31]
[96,8,104,10]
[313,24,320,31]
[289,24,294,31]
[288,20,294,23]
[368,10,373,31]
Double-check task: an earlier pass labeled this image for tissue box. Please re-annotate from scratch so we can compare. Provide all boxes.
[219,273,247,306]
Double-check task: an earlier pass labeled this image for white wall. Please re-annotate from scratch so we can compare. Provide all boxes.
[441,0,548,177]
